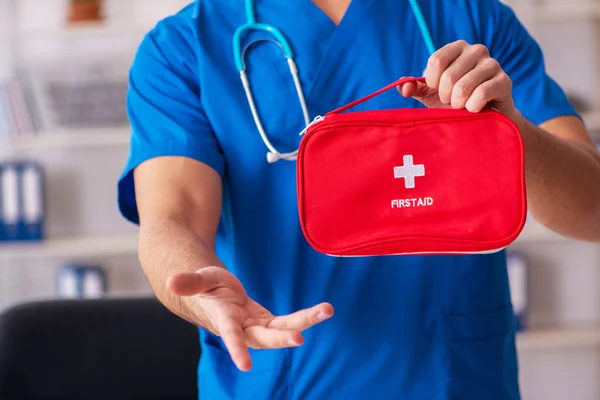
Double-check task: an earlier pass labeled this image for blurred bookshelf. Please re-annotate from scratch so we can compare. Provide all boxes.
[0,0,153,305]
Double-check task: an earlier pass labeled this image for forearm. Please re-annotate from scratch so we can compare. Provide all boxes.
[513,111,600,241]
[138,218,225,323]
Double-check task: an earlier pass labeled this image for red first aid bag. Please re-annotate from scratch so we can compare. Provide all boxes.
[296,77,527,256]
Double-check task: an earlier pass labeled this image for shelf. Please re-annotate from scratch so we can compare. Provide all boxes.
[0,233,138,261]
[0,127,131,151]
[517,326,600,351]
[1,21,153,39]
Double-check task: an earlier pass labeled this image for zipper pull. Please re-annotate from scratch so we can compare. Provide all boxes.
[299,115,325,136]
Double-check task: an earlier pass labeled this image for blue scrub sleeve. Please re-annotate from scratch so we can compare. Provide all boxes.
[118,27,225,225]
[484,2,579,125]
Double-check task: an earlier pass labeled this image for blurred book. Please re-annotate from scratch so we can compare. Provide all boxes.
[45,78,128,128]
[0,161,45,242]
[507,251,528,332]
[23,61,129,132]
[0,78,41,138]
[0,84,12,138]
[57,264,107,299]
[0,60,130,138]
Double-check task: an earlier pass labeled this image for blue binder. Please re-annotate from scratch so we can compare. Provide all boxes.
[0,164,4,241]
[0,163,21,241]
[17,162,45,241]
[0,161,45,242]
[57,265,107,299]
[507,251,529,332]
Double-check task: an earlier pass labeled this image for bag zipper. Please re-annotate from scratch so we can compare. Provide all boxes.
[298,115,325,136]
[299,109,507,136]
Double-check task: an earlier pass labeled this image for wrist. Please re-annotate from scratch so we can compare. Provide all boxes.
[505,106,524,126]
[179,294,217,332]
[506,108,539,150]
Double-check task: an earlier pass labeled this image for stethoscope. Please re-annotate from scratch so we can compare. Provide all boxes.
[232,0,436,163]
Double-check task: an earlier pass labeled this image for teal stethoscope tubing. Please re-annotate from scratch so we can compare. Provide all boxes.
[232,0,436,163]
[407,0,436,56]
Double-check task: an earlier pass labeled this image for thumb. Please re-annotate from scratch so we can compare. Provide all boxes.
[167,267,223,297]
[398,79,448,109]
[397,80,432,101]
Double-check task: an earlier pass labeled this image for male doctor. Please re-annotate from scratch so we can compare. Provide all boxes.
[118,0,600,399]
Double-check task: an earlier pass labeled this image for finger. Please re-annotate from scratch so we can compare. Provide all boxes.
[409,82,438,104]
[398,81,430,99]
[425,40,469,90]
[245,325,304,349]
[438,44,488,105]
[451,58,500,110]
[218,317,252,371]
[398,81,417,97]
[464,73,510,113]
[268,302,334,332]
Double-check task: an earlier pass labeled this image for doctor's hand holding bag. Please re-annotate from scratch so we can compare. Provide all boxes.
[398,41,516,116]
[155,38,596,372]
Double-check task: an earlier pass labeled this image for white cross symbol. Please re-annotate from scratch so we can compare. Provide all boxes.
[394,155,425,189]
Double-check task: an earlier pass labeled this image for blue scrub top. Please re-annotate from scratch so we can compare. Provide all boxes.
[119,1,577,399]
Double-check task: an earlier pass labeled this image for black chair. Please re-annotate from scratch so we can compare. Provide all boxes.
[0,297,201,400]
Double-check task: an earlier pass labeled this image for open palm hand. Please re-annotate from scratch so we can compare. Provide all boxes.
[168,266,333,371]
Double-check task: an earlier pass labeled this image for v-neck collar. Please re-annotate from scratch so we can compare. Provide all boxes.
[244,0,373,109]
[306,0,352,27]
[302,0,365,99]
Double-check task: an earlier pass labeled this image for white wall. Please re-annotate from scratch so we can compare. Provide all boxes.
[0,1,599,399]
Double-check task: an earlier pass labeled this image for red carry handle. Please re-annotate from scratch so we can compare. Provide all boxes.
[328,77,426,115]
